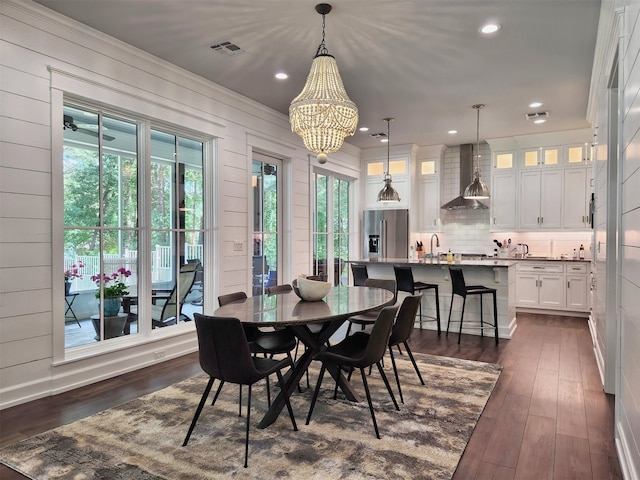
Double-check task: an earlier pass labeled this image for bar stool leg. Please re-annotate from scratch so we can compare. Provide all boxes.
[434,286,441,335]
[446,294,455,337]
[417,289,423,330]
[492,291,499,344]
[458,297,466,344]
[480,294,484,338]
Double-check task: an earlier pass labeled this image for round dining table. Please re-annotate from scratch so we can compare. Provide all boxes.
[213,285,393,428]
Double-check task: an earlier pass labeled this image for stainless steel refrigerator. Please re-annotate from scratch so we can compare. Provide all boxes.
[363,209,409,260]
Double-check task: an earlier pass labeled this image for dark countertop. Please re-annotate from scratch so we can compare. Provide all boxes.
[349,257,590,266]
[351,258,516,267]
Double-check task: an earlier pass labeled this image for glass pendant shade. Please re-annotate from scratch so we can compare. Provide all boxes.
[463,104,490,199]
[377,173,400,202]
[289,5,358,163]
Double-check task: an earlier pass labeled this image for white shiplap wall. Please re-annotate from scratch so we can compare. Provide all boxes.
[0,0,360,408]
[618,3,640,478]
[589,1,640,478]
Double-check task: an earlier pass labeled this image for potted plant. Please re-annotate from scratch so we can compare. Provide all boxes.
[64,261,84,295]
[91,267,132,316]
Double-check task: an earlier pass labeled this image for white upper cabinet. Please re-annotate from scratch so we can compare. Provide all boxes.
[491,170,517,231]
[417,158,441,231]
[562,167,590,228]
[489,129,592,232]
[519,169,563,229]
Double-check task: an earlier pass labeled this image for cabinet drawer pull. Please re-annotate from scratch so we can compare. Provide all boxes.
[567,281,570,288]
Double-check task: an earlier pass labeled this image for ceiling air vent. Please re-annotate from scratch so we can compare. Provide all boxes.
[525,111,550,121]
[369,132,387,139]
[210,41,245,56]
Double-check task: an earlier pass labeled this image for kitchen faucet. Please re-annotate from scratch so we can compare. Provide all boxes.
[430,234,440,258]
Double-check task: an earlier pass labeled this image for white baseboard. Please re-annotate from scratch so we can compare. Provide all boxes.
[616,422,639,480]
[588,315,606,387]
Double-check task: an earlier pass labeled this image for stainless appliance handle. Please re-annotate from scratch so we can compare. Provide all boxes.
[381,219,387,258]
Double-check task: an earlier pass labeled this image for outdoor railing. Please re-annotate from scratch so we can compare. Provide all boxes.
[64,244,203,292]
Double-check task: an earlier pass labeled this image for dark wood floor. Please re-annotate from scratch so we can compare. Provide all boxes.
[0,313,622,479]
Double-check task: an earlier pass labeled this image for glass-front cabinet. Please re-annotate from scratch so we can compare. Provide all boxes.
[521,146,561,168]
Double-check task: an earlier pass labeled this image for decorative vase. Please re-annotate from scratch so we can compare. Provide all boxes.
[65,281,71,296]
[99,297,122,317]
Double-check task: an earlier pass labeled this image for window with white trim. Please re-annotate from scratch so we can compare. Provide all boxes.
[63,103,206,348]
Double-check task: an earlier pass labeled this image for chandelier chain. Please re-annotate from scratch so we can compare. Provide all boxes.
[315,11,329,57]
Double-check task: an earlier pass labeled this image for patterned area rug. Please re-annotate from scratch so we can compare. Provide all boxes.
[0,353,501,480]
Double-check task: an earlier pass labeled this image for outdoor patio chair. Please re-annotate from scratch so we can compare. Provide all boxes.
[129,261,200,328]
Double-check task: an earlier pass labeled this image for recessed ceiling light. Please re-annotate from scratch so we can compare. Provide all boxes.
[359,127,369,132]
[529,102,543,108]
[380,138,389,143]
[534,119,546,124]
[275,72,288,80]
[448,130,458,134]
[481,23,501,34]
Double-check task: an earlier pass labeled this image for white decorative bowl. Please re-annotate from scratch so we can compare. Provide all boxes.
[292,277,332,301]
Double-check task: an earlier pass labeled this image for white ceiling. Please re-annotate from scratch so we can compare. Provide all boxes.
[34,0,600,150]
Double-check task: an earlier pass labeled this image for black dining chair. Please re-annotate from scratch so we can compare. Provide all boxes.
[387,294,425,404]
[393,265,441,333]
[447,267,499,344]
[345,278,397,337]
[306,305,400,439]
[218,292,298,408]
[265,284,293,295]
[183,314,298,468]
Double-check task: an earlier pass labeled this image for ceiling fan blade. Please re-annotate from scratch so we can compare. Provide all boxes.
[75,127,115,141]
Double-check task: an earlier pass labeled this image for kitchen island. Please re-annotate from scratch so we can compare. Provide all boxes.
[349,258,517,339]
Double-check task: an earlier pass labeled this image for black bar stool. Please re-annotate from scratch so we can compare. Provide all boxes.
[393,265,441,333]
[351,263,368,286]
[446,267,499,344]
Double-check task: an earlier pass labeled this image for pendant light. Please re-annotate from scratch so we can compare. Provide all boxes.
[289,3,359,164]
[377,117,400,203]
[463,104,490,199]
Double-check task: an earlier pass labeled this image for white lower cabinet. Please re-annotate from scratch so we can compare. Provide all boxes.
[565,262,590,311]
[515,268,565,309]
[515,261,590,313]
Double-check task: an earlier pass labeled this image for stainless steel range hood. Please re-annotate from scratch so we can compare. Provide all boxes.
[440,144,488,210]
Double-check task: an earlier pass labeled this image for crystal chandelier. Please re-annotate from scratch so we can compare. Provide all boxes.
[377,118,400,203]
[289,3,358,164]
[463,104,491,199]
